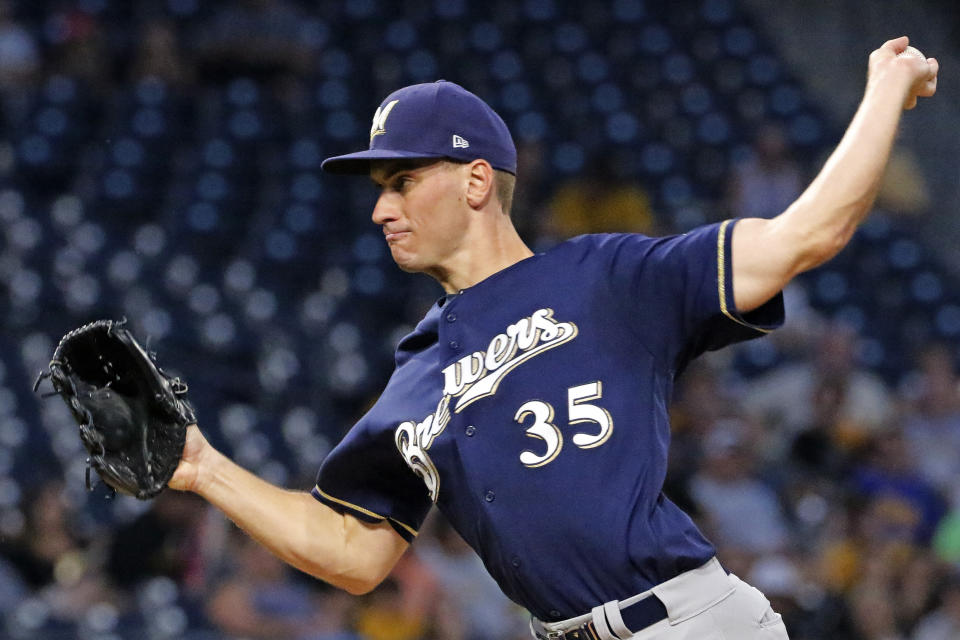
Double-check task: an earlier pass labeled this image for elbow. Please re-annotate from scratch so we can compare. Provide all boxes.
[785,218,858,275]
[337,555,393,595]
[800,231,851,272]
[296,559,384,595]
[779,189,870,274]
[295,546,389,596]
[342,576,382,596]
[322,567,387,596]
[800,197,873,271]
[292,496,403,598]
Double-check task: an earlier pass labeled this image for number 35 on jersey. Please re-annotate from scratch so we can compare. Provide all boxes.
[515,380,613,468]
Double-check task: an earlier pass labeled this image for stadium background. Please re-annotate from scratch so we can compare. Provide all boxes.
[1,0,960,638]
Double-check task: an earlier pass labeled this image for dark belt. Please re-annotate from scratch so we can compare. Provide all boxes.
[533,594,668,640]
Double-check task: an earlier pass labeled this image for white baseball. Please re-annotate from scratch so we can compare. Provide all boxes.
[897,45,926,60]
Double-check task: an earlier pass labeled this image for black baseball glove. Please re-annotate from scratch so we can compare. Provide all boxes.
[35,319,195,499]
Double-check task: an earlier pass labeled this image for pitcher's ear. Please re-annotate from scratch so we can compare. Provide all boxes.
[464,160,494,210]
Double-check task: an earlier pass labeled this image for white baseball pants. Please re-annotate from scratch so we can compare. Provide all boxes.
[532,557,790,640]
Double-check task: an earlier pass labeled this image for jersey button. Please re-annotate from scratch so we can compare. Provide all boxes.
[449,341,460,350]
[511,557,521,568]
[550,610,562,619]
[465,425,476,436]
[484,490,495,502]
[446,313,456,322]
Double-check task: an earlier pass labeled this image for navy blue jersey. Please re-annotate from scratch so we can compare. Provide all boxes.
[313,219,784,621]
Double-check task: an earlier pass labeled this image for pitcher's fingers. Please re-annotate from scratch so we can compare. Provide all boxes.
[916,58,939,97]
[882,35,909,53]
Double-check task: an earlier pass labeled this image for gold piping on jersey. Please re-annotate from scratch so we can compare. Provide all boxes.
[314,486,419,538]
[717,219,773,334]
[390,519,418,538]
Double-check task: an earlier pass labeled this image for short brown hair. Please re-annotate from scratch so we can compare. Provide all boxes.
[494,170,516,216]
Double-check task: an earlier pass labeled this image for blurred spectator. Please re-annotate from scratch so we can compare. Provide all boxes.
[129,20,193,86]
[207,529,340,639]
[354,576,427,640]
[744,321,893,439]
[848,575,906,640]
[107,491,217,593]
[425,596,469,640]
[912,575,960,640]
[0,555,26,615]
[849,431,947,546]
[747,555,820,639]
[0,481,114,623]
[689,419,790,555]
[877,147,931,216]
[416,516,529,640]
[900,344,960,505]
[1,482,90,592]
[0,0,38,92]
[788,375,852,480]
[932,510,960,564]
[353,548,443,640]
[898,553,945,632]
[0,0,37,129]
[307,589,369,640]
[725,121,804,220]
[668,357,744,515]
[47,7,111,93]
[671,356,743,432]
[542,153,657,240]
[192,0,312,82]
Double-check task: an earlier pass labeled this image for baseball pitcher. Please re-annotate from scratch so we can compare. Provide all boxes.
[163,37,936,640]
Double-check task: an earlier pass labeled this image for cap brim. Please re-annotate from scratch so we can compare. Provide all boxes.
[321,149,448,174]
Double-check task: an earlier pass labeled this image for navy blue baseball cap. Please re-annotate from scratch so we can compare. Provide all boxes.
[321,80,517,175]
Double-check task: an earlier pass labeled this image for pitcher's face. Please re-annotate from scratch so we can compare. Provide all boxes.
[370,160,471,274]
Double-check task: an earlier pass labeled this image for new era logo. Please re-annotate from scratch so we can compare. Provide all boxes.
[452,135,470,149]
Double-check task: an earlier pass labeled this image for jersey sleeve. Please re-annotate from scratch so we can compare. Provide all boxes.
[601,218,784,372]
[312,414,432,543]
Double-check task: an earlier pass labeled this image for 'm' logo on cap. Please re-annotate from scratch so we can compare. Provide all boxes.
[369,100,399,143]
[452,135,470,149]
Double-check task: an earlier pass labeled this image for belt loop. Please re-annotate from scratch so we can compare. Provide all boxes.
[530,618,564,639]
[590,604,617,640]
[602,600,633,639]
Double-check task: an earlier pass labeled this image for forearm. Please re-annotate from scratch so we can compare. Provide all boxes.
[730,39,937,312]
[774,74,910,273]
[194,446,405,594]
